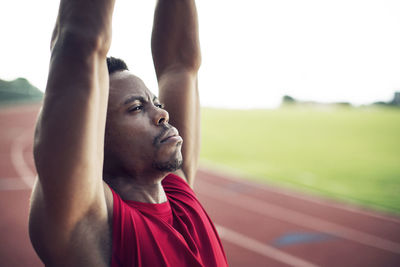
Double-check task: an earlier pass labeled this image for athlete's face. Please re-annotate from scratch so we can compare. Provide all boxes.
[103,71,183,177]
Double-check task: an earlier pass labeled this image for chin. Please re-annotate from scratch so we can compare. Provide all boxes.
[152,149,183,172]
[153,158,182,172]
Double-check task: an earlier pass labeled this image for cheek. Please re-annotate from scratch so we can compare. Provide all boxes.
[107,112,168,163]
[107,118,148,149]
[119,121,157,155]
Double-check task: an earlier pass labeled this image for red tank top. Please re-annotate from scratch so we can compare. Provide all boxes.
[110,173,228,267]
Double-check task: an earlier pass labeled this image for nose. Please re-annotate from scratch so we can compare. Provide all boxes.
[155,107,169,125]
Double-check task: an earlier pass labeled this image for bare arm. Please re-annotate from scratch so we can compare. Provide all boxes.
[151,0,201,187]
[29,0,115,263]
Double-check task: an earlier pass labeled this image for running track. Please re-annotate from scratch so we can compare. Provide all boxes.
[1,104,400,267]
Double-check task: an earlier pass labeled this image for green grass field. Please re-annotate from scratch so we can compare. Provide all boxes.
[200,105,400,214]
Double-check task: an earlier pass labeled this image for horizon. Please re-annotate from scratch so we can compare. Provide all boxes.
[1,75,397,109]
[2,75,399,110]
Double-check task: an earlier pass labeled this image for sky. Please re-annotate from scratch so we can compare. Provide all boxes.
[1,0,400,109]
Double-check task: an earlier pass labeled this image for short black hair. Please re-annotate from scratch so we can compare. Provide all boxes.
[106,57,129,75]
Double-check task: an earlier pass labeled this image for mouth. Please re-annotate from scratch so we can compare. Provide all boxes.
[160,128,182,144]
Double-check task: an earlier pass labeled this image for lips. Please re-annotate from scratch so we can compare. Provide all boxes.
[160,128,180,143]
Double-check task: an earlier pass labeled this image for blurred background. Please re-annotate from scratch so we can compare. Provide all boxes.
[2,0,399,213]
[1,0,400,266]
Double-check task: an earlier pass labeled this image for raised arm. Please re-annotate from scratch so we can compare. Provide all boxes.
[29,0,115,263]
[151,0,201,187]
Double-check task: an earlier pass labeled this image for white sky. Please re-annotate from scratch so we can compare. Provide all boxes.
[1,0,400,108]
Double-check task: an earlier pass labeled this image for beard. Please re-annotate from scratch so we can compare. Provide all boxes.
[152,156,183,172]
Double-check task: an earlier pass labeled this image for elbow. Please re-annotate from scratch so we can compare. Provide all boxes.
[188,54,202,73]
[53,25,111,57]
[180,46,202,72]
[158,53,202,77]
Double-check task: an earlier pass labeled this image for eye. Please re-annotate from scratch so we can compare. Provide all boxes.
[129,105,143,112]
[155,103,165,109]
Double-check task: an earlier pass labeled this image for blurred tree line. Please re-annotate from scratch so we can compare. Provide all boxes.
[0,78,43,105]
[282,92,400,108]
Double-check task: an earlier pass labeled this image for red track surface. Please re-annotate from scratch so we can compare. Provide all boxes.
[1,104,399,267]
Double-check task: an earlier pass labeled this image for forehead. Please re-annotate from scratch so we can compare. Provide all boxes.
[108,71,155,107]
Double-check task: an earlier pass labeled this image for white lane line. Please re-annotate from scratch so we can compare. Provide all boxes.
[216,224,320,267]
[10,128,35,189]
[197,180,400,255]
[0,177,31,191]
[198,166,400,224]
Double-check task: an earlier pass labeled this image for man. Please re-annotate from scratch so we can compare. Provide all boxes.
[28,0,228,266]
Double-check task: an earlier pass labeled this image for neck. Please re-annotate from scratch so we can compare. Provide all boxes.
[104,171,168,204]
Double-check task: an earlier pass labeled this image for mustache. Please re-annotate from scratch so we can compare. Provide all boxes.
[153,124,172,145]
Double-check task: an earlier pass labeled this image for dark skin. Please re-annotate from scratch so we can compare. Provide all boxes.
[29,0,201,266]
[103,71,183,203]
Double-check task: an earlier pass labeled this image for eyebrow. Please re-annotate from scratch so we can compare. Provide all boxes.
[122,95,159,106]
